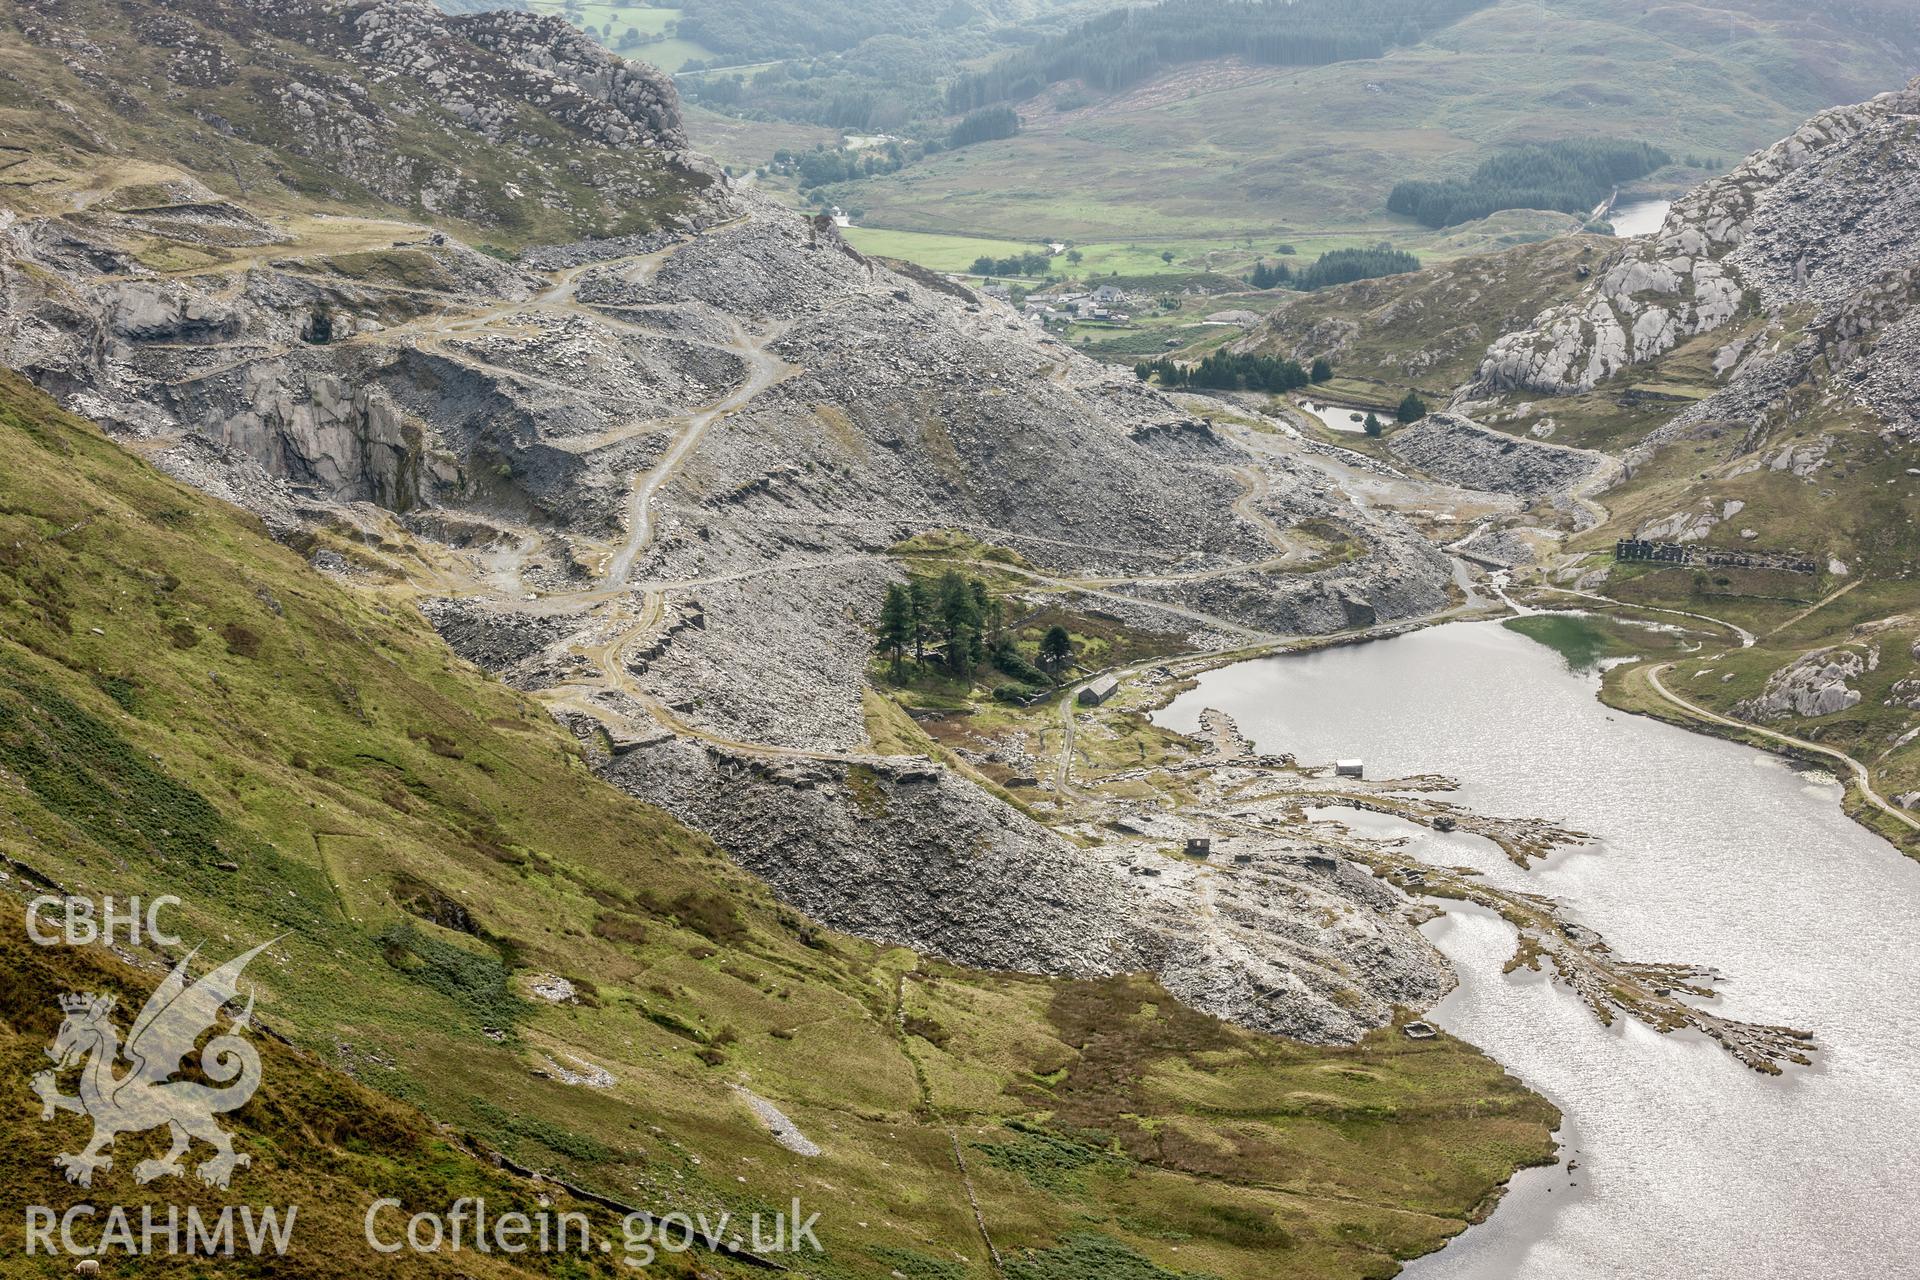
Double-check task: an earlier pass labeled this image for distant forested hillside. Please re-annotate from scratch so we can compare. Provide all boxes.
[945,0,1493,110]
[675,0,1135,130]
[679,0,947,61]
[678,0,1126,62]
[688,36,949,129]
[1387,139,1672,228]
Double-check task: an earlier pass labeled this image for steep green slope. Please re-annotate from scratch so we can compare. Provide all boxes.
[0,373,1556,1273]
[1,919,700,1278]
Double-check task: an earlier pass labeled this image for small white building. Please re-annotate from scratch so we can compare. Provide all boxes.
[1335,759,1365,778]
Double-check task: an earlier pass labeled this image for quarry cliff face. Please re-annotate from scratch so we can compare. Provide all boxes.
[15,0,1920,1069]
[1474,78,1920,401]
[0,176,1465,1042]
[0,0,1473,1052]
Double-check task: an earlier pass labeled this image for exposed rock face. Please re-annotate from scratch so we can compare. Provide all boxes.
[1387,413,1606,499]
[1475,79,1920,395]
[1635,497,1745,544]
[0,0,1490,1056]
[605,735,1447,1043]
[0,0,712,235]
[388,5,684,150]
[1886,678,1920,710]
[0,169,1463,1049]
[1636,259,1920,458]
[1735,648,1866,721]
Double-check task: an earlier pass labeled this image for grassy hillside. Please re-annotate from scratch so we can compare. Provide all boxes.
[0,373,1556,1273]
[1,918,702,1278]
[1238,233,1609,399]
[1555,398,1920,855]
[517,2,717,72]
[745,0,1915,264]
[0,0,710,243]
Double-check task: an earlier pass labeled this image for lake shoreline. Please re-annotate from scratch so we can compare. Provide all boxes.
[1150,620,1920,1277]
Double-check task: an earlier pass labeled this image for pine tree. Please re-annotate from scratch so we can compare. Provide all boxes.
[1311,356,1333,383]
[1363,412,1384,437]
[1396,391,1428,423]
[908,578,934,664]
[878,582,914,679]
[1040,625,1073,670]
[937,572,982,675]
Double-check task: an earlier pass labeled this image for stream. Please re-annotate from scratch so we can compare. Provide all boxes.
[1154,621,1920,1279]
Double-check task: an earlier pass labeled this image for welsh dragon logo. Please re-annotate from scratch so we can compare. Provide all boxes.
[30,940,276,1189]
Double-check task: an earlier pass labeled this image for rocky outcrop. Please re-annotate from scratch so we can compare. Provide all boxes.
[1635,498,1736,543]
[1238,235,1609,391]
[1387,413,1605,499]
[359,3,685,151]
[0,0,718,236]
[1475,78,1920,395]
[1635,259,1920,458]
[1734,648,1866,721]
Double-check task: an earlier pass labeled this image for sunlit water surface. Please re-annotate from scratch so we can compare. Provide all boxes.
[1155,622,1920,1279]
[1610,199,1673,238]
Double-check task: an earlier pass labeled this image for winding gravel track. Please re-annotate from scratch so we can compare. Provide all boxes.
[1646,663,1920,835]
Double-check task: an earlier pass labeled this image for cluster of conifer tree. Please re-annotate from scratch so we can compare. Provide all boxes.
[1246,259,1292,289]
[1387,139,1673,228]
[969,251,1053,277]
[1244,247,1420,291]
[876,572,1072,690]
[1132,351,1312,392]
[1294,246,1422,289]
[949,106,1021,148]
[945,0,1492,111]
